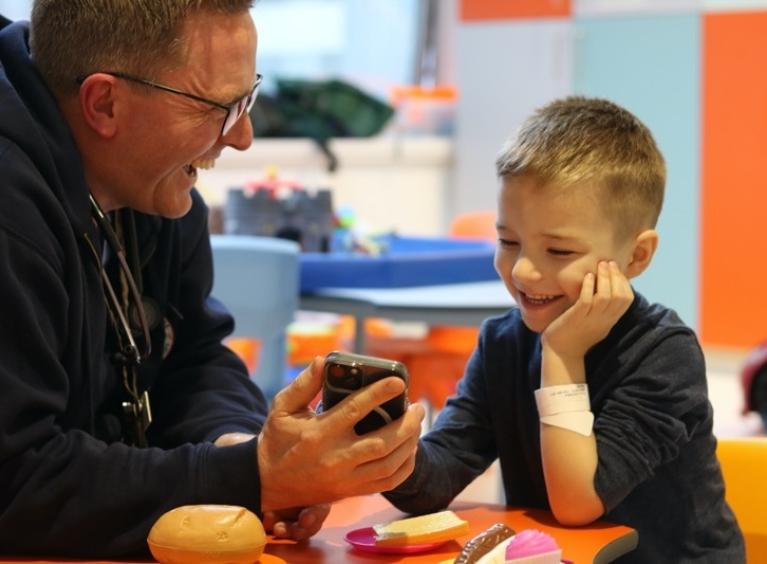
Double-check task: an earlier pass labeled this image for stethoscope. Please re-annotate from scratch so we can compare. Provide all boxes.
[82,195,153,446]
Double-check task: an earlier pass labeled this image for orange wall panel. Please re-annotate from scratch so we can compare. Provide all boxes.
[460,0,570,21]
[701,12,767,347]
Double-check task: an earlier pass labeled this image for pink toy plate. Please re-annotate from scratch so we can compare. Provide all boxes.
[344,526,449,554]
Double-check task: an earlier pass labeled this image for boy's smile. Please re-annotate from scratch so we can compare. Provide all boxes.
[493,175,636,333]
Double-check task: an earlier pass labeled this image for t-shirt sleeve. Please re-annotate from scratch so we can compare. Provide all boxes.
[593,330,710,512]
[384,329,498,514]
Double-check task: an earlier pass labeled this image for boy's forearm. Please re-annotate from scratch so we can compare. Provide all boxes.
[539,346,604,525]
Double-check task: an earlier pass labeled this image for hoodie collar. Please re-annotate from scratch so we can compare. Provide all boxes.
[0,19,92,237]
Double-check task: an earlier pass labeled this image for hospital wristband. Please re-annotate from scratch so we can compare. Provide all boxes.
[539,412,594,436]
[534,383,590,416]
[535,384,594,436]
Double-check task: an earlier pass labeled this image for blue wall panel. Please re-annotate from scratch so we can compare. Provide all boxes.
[573,15,701,329]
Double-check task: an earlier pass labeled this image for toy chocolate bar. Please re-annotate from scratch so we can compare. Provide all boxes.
[454,523,515,564]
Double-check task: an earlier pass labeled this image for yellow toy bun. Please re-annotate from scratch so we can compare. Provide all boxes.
[147,505,266,563]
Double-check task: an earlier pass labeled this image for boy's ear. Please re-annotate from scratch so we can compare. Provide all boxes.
[77,73,120,139]
[625,229,659,279]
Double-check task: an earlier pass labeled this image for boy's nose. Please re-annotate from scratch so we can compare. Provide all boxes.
[511,255,542,283]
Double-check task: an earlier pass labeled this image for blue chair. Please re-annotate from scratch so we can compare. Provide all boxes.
[210,235,300,399]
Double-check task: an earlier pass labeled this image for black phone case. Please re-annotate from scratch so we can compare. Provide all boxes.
[321,351,408,435]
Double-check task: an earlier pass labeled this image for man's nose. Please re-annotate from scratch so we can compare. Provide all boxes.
[221,112,254,151]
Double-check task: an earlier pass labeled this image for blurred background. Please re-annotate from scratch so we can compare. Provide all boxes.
[4,0,766,434]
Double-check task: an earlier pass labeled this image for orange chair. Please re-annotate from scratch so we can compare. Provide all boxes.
[367,210,497,415]
[225,337,262,376]
[716,437,767,562]
[449,210,498,242]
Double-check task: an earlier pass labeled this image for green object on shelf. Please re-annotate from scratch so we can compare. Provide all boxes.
[249,78,394,171]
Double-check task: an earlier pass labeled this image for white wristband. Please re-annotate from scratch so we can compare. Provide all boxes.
[535,384,594,436]
[534,384,590,416]
[539,412,595,436]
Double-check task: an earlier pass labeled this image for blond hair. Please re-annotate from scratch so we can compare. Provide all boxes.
[30,0,254,95]
[496,96,666,239]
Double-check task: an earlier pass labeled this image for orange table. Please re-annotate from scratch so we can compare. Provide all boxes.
[0,495,637,564]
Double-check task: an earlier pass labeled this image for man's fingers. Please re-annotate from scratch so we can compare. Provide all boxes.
[348,401,424,462]
[271,356,324,414]
[296,503,331,539]
[356,444,419,495]
[324,376,407,428]
[353,418,420,481]
[261,511,277,532]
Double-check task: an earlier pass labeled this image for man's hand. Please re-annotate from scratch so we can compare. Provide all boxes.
[262,504,331,541]
[542,260,633,361]
[257,356,425,512]
[214,432,331,540]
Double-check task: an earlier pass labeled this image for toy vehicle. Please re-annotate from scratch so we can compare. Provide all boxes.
[741,341,767,428]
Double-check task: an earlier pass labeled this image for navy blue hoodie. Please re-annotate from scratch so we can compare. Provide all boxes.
[0,17,268,557]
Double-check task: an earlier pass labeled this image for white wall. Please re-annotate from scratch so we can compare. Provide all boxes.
[451,20,573,218]
[0,1,31,21]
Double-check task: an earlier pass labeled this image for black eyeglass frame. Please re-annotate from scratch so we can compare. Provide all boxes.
[77,71,263,136]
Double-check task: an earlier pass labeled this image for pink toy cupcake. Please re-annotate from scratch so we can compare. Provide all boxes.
[504,529,562,564]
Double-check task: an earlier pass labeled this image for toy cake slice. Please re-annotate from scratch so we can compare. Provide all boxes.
[373,510,470,547]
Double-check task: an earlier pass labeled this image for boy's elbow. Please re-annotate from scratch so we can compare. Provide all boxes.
[550,498,604,527]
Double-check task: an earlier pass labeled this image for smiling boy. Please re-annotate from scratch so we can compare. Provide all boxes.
[384,97,745,563]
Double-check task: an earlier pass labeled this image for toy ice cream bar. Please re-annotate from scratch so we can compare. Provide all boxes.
[454,523,515,563]
[451,525,562,564]
[504,529,562,563]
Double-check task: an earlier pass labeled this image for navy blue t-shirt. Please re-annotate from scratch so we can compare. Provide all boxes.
[386,293,744,563]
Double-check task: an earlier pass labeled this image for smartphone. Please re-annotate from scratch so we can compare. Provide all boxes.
[321,351,409,435]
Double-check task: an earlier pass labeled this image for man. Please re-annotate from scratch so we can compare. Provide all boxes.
[0,0,424,557]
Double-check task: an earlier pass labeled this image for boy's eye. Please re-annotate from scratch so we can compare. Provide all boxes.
[498,238,519,248]
[548,248,574,256]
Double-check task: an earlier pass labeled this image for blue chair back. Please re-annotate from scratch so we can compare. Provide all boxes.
[210,235,299,399]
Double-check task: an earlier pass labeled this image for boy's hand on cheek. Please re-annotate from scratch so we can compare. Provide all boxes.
[542,261,633,360]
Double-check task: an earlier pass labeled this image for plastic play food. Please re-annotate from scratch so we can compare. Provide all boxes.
[147,505,266,563]
[504,529,562,563]
[455,523,516,563]
[373,509,470,547]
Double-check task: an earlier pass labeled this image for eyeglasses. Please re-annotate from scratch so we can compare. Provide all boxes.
[78,71,263,136]
[84,195,153,446]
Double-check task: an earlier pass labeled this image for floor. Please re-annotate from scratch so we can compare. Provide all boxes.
[445,346,765,505]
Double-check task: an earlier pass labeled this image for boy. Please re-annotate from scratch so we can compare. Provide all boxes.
[384,97,744,562]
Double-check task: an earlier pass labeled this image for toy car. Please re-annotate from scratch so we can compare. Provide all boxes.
[741,341,767,428]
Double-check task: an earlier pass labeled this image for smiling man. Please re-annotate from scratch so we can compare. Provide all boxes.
[0,0,424,558]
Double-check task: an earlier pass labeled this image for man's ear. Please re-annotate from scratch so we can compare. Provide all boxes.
[625,229,659,279]
[77,74,120,139]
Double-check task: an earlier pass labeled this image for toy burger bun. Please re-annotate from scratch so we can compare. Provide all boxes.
[373,510,470,547]
[147,505,266,564]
